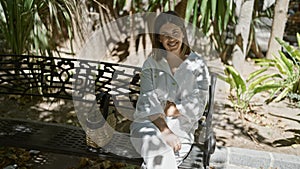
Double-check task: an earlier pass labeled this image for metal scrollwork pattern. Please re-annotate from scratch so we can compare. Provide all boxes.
[0,55,141,105]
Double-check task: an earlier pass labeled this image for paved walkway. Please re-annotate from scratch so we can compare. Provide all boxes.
[11,146,298,169]
[211,146,300,169]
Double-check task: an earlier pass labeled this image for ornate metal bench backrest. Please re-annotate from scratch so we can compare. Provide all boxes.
[0,54,141,113]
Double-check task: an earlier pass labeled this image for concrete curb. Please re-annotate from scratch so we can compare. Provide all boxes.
[210,146,300,169]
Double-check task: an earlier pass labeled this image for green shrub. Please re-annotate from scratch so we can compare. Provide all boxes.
[0,0,80,55]
[255,33,300,103]
[220,33,300,114]
[219,65,281,114]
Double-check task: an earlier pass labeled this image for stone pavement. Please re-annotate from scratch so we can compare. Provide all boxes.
[15,146,298,169]
[210,146,300,169]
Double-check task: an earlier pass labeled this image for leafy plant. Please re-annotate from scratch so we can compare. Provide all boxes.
[185,0,236,52]
[0,0,81,56]
[219,65,281,114]
[221,33,300,114]
[107,0,237,55]
[255,33,300,103]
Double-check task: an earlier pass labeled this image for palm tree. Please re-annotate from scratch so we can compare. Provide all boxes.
[82,0,287,65]
[266,0,290,59]
[0,0,82,56]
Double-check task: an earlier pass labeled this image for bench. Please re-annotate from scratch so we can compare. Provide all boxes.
[0,54,217,168]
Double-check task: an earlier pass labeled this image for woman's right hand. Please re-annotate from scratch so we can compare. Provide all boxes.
[161,128,181,152]
[164,101,181,117]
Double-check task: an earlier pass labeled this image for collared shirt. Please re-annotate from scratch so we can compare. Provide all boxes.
[133,52,209,143]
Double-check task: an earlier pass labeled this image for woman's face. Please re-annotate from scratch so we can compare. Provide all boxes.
[159,22,184,55]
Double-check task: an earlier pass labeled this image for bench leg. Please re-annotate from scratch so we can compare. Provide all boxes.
[203,133,216,168]
[203,152,211,169]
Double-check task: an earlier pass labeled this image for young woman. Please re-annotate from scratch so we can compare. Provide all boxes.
[130,11,210,169]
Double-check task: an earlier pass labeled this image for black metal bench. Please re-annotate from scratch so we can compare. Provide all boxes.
[0,54,216,168]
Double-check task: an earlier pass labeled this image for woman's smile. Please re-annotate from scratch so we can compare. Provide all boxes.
[168,41,178,47]
[167,41,179,50]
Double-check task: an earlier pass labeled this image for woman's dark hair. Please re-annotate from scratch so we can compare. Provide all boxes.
[152,11,191,60]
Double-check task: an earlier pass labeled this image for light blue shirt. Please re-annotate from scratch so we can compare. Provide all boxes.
[133,52,209,143]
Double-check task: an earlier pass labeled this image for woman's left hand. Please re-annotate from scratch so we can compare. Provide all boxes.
[161,128,181,152]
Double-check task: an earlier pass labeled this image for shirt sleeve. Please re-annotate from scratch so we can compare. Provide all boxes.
[175,55,210,123]
[133,63,165,121]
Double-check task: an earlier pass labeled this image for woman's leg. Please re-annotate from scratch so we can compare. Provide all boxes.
[130,122,178,169]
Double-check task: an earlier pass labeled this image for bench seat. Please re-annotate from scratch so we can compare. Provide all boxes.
[0,117,206,168]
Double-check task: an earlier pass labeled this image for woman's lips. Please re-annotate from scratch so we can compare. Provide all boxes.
[168,42,177,47]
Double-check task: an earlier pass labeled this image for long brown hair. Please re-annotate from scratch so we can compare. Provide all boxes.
[152,11,191,60]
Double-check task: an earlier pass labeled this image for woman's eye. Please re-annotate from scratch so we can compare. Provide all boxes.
[172,31,180,37]
[159,30,181,39]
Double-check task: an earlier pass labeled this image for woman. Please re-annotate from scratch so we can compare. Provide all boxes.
[130,11,210,169]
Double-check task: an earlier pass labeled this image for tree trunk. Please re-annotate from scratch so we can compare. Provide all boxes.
[266,0,290,59]
[231,0,255,74]
[175,0,187,18]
